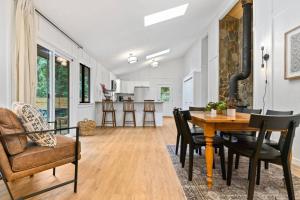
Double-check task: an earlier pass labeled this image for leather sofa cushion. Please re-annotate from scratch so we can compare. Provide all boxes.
[0,108,27,155]
[10,135,80,172]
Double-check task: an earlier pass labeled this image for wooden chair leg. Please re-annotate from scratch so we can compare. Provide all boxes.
[143,112,146,127]
[282,160,295,200]
[219,146,227,180]
[133,112,136,127]
[256,161,261,185]
[248,159,252,180]
[101,112,105,127]
[153,112,156,127]
[264,161,269,170]
[188,144,194,181]
[247,159,257,200]
[53,168,56,176]
[175,132,181,155]
[182,142,187,168]
[227,149,234,186]
[123,112,126,127]
[113,111,116,127]
[235,154,240,169]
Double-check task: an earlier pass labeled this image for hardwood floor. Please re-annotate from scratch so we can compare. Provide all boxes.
[0,118,186,200]
[1,117,300,200]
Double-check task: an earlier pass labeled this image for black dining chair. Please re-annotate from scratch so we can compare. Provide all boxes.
[179,110,226,181]
[173,108,203,156]
[222,108,262,169]
[232,110,293,171]
[263,110,293,169]
[226,114,300,200]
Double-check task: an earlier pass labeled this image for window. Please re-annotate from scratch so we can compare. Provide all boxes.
[160,87,171,102]
[79,64,91,103]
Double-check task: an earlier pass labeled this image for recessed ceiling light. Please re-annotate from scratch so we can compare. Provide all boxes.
[151,60,159,68]
[144,4,189,27]
[128,53,138,64]
[146,49,170,60]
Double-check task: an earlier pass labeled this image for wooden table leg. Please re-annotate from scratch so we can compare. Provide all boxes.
[204,124,216,189]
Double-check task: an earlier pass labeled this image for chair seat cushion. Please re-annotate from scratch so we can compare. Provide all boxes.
[191,127,204,135]
[0,108,27,155]
[227,140,281,161]
[9,135,80,172]
[193,135,223,146]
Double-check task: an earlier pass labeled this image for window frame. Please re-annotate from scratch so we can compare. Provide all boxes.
[79,63,91,103]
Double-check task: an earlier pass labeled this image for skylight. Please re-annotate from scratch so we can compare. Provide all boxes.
[144,4,189,27]
[146,49,171,60]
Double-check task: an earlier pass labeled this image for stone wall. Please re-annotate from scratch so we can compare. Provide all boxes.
[219,15,253,106]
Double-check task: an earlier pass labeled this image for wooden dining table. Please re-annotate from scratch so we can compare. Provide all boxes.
[190,111,257,189]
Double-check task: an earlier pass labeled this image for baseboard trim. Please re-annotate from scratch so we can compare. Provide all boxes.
[293,157,300,167]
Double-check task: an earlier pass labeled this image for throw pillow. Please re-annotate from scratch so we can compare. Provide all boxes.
[13,102,57,147]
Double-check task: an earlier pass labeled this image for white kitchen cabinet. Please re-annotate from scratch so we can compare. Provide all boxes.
[115,80,150,94]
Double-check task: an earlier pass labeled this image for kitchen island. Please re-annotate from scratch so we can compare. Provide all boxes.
[95,101,164,127]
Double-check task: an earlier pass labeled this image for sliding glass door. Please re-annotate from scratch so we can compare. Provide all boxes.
[55,56,70,130]
[37,45,50,119]
[36,45,70,133]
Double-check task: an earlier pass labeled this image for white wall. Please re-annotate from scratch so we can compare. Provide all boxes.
[0,1,115,126]
[36,13,115,125]
[119,58,185,114]
[261,0,300,165]
[0,0,14,108]
[183,0,300,165]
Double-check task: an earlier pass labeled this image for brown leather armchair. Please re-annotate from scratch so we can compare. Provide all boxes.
[0,108,81,200]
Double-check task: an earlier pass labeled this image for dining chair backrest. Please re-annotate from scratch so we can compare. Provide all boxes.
[144,100,155,112]
[265,110,294,140]
[189,107,206,112]
[173,108,182,135]
[102,99,114,112]
[123,100,134,112]
[243,108,262,114]
[249,114,300,160]
[179,110,194,144]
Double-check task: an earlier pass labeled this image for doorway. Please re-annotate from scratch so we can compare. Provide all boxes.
[157,84,173,116]
[36,45,70,132]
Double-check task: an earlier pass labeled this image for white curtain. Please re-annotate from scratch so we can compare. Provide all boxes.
[13,0,36,104]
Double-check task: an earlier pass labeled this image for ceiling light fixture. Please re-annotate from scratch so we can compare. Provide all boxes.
[151,60,159,68]
[144,4,189,27]
[146,49,170,60]
[128,53,138,64]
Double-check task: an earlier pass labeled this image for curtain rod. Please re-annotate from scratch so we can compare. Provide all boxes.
[35,9,83,49]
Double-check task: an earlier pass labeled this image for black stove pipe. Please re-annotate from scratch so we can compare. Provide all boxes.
[228,0,253,100]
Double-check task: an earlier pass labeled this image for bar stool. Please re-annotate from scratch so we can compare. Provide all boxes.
[123,100,136,127]
[143,100,156,127]
[101,99,116,127]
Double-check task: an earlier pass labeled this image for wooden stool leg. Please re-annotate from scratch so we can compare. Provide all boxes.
[143,112,146,127]
[133,111,136,127]
[102,112,106,128]
[153,112,156,127]
[123,112,126,127]
[113,111,116,127]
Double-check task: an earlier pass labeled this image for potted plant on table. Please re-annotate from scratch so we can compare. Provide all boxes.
[206,101,227,116]
[226,98,237,117]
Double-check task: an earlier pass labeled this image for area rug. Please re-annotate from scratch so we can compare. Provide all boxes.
[167,145,300,200]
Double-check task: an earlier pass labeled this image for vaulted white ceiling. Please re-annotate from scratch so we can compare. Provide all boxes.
[33,0,222,75]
